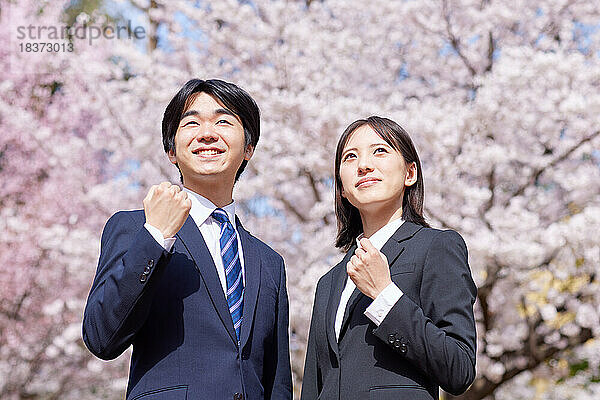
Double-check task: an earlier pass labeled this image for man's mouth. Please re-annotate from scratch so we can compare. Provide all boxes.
[192,148,225,156]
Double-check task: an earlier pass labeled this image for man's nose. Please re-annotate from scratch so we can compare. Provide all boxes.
[195,124,219,143]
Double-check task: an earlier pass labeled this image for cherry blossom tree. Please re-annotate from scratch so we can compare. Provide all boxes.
[0,1,141,397]
[1,0,599,399]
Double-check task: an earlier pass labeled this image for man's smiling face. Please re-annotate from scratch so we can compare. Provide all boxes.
[168,92,253,186]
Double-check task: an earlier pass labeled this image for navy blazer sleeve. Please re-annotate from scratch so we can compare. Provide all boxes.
[265,256,293,400]
[300,276,324,400]
[82,211,172,360]
[372,230,477,395]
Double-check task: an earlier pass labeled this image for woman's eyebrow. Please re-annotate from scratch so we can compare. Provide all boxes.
[370,142,390,147]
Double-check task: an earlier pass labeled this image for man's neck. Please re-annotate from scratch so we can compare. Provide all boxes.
[183,178,234,208]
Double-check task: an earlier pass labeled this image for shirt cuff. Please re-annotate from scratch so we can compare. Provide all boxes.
[364,282,403,326]
[144,223,176,252]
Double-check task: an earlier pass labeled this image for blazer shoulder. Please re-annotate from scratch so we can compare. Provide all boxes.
[416,226,466,246]
[105,209,145,226]
[99,209,146,246]
[239,227,285,266]
[414,227,469,267]
[101,209,144,233]
[315,253,347,288]
[317,268,336,287]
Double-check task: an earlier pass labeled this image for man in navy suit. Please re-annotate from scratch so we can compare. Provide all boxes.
[83,79,292,400]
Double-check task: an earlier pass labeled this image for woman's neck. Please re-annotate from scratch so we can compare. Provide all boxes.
[360,206,403,238]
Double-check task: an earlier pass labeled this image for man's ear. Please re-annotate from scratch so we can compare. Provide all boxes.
[405,162,417,187]
[244,145,254,161]
[167,149,177,165]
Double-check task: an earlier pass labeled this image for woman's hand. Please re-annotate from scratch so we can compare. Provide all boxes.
[347,238,392,299]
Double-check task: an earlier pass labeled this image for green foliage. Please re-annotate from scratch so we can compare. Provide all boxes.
[62,0,111,25]
[569,359,589,376]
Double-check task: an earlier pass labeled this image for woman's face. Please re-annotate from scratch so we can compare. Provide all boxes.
[339,124,416,216]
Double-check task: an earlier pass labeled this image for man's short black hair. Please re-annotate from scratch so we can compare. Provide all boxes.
[162,79,260,181]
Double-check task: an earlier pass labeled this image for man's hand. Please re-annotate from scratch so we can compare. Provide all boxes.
[143,182,191,238]
[347,238,392,299]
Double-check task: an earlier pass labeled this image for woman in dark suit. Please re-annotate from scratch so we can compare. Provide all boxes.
[301,116,477,400]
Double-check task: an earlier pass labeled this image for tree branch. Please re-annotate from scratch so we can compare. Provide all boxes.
[277,196,308,223]
[477,259,500,334]
[485,31,494,73]
[247,164,308,223]
[301,169,330,225]
[442,0,477,78]
[481,165,495,229]
[301,169,322,203]
[451,251,589,400]
[448,327,592,400]
[505,130,600,206]
[147,0,160,52]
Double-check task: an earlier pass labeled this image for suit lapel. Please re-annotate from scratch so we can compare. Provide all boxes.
[236,219,260,349]
[339,286,362,339]
[339,222,423,337]
[326,245,356,356]
[380,221,421,265]
[176,215,238,345]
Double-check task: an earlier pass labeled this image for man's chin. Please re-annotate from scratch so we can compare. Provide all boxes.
[184,170,234,183]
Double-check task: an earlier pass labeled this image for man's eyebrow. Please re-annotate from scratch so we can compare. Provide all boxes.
[214,108,238,119]
[180,108,240,121]
[181,110,199,120]
[214,108,242,124]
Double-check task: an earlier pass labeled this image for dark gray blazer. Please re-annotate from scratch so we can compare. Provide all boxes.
[301,222,477,400]
[83,210,292,400]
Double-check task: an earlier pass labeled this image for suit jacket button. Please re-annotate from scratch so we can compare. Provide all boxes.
[400,343,408,354]
[147,259,154,267]
[233,393,243,400]
[139,273,147,283]
[393,339,402,349]
[388,334,396,344]
[144,266,151,274]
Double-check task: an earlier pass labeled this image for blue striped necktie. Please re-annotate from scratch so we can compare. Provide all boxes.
[212,208,244,342]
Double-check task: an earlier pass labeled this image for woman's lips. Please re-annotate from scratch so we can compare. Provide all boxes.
[355,178,380,188]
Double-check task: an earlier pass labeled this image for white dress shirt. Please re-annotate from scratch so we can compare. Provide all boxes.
[334,218,404,340]
[144,188,245,293]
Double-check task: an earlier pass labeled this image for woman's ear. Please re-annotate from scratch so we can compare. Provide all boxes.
[405,162,417,187]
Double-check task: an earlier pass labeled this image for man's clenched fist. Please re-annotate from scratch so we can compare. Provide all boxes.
[143,182,191,238]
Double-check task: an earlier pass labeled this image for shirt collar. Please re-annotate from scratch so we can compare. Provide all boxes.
[183,187,236,226]
[356,217,404,251]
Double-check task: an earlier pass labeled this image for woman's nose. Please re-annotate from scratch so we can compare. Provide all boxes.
[357,156,373,174]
